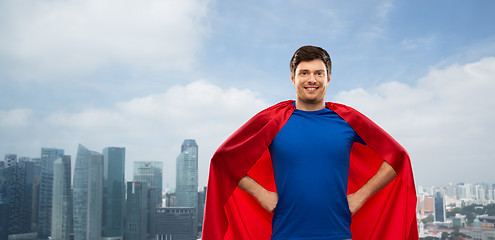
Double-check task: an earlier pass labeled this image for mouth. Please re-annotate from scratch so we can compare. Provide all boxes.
[304,87,318,91]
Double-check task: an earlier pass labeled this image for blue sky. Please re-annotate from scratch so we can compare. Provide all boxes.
[1,0,494,188]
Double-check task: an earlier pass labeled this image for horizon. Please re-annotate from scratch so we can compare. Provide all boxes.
[1,0,495,187]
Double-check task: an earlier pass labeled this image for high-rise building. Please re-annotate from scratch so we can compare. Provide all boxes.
[154,207,196,240]
[0,160,11,240]
[4,154,16,168]
[198,186,207,235]
[38,148,64,239]
[125,181,148,240]
[176,139,198,208]
[434,192,446,222]
[133,161,163,202]
[73,144,103,240]
[133,161,163,238]
[51,156,73,240]
[176,139,199,236]
[102,147,125,240]
[2,156,40,238]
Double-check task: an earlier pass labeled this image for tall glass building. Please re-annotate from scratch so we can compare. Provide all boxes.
[51,156,73,240]
[176,139,198,208]
[102,147,125,240]
[133,161,162,200]
[176,139,199,236]
[125,181,148,240]
[133,161,163,238]
[38,148,64,239]
[73,144,103,240]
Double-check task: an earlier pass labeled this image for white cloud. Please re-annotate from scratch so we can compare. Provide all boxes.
[0,0,211,80]
[0,80,268,187]
[334,57,495,185]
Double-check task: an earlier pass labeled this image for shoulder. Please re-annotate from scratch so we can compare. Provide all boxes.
[252,100,295,119]
[326,102,366,119]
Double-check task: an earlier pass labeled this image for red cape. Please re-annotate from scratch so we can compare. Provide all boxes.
[202,100,418,240]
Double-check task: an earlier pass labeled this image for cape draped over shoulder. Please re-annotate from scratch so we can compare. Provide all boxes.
[202,100,418,240]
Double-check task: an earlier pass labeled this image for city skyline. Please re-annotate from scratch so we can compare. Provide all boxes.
[3,147,495,240]
[1,1,495,188]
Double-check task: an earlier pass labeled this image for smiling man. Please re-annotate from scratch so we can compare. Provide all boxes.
[202,46,418,240]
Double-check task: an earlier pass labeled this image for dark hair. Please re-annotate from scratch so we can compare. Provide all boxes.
[290,45,332,76]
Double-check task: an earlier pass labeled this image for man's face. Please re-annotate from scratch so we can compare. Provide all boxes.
[291,59,331,108]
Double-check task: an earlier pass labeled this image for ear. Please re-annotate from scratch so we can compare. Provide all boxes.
[291,73,295,85]
[326,74,331,85]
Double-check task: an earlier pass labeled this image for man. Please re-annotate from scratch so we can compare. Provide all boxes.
[202,46,418,240]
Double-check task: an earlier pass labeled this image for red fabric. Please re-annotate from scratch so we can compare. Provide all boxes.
[202,100,418,240]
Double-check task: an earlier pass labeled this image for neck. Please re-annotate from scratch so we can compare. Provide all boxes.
[294,99,326,111]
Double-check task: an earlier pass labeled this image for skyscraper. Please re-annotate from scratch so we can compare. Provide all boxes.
[0,156,41,239]
[0,158,11,240]
[434,191,446,222]
[125,181,148,240]
[4,154,16,168]
[73,144,103,240]
[133,161,163,238]
[102,147,125,240]
[38,148,64,239]
[176,139,198,235]
[176,139,198,208]
[133,161,163,201]
[51,156,73,240]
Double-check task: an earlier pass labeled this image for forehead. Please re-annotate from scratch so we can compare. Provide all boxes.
[296,59,327,71]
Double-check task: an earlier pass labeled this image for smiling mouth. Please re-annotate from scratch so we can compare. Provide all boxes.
[305,87,318,91]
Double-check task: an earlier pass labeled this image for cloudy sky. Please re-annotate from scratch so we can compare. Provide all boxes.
[1,0,494,188]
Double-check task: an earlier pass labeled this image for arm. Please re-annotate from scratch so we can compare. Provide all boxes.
[347,160,397,215]
[238,175,278,212]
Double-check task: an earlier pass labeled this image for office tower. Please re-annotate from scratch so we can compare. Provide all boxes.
[434,192,446,222]
[133,161,163,203]
[0,161,10,240]
[154,207,196,240]
[176,139,198,208]
[197,186,207,235]
[4,154,16,168]
[73,144,103,240]
[125,181,148,240]
[133,161,163,238]
[176,139,198,236]
[2,157,40,238]
[102,147,125,240]
[38,148,64,239]
[51,156,73,240]
[29,158,41,233]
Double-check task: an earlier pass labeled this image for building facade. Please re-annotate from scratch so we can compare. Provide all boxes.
[176,139,199,236]
[434,191,446,222]
[51,156,73,240]
[154,207,196,240]
[73,144,103,240]
[133,161,163,238]
[102,147,125,240]
[176,139,198,208]
[38,148,64,239]
[125,181,148,240]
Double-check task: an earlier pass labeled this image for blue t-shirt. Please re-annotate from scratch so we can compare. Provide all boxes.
[269,105,364,240]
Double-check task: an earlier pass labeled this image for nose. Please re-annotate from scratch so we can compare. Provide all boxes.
[307,76,317,84]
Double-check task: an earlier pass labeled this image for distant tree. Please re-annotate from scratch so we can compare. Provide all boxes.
[422,214,435,224]
[486,203,495,216]
[449,229,471,240]
[441,232,449,240]
[447,207,462,218]
[420,237,440,240]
